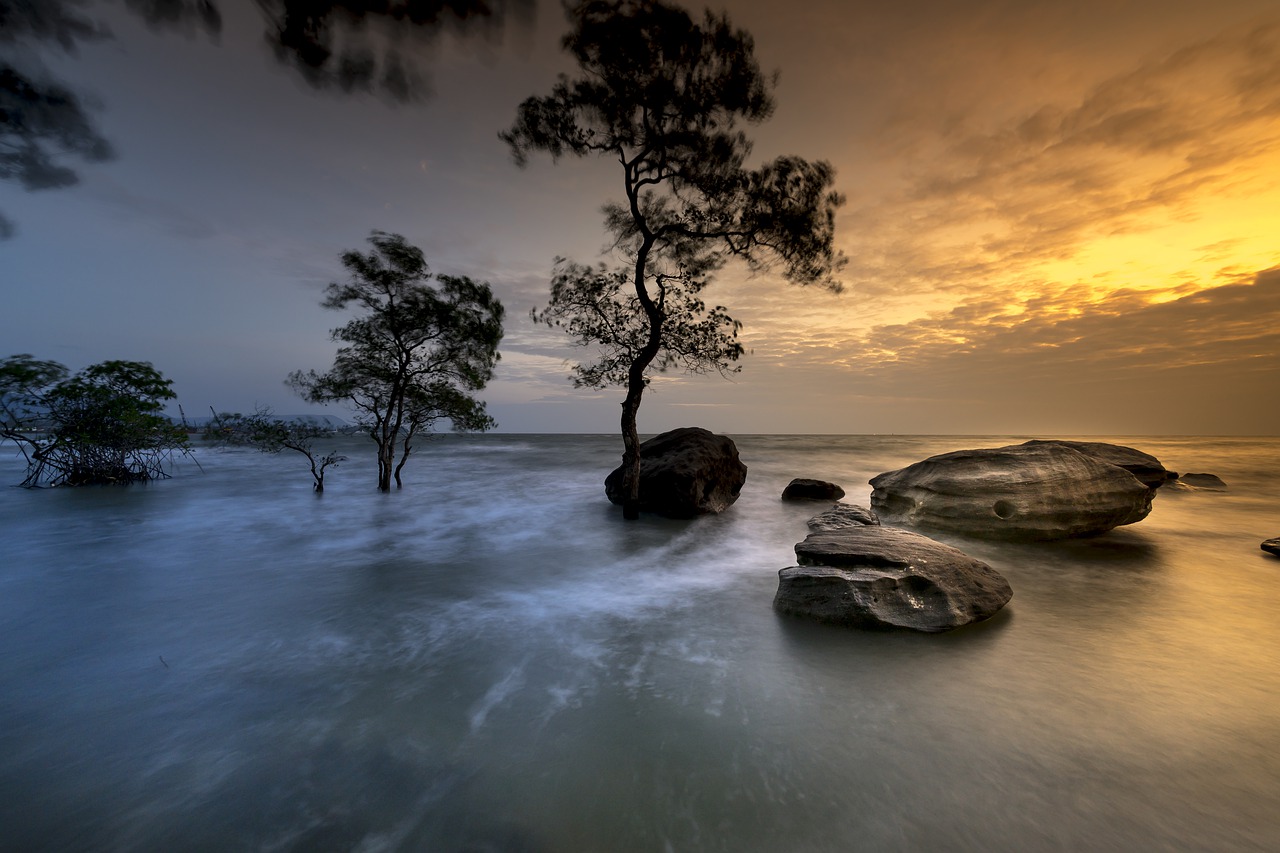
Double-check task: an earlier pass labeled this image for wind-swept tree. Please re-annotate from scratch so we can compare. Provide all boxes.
[0,354,191,486]
[503,0,845,519]
[289,231,504,492]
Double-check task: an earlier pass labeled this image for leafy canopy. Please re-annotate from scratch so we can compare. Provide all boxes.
[502,0,846,292]
[504,0,845,515]
[289,231,504,490]
[1,354,190,486]
[532,257,744,389]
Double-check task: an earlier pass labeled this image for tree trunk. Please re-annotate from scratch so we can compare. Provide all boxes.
[619,235,663,520]
[394,428,414,488]
[310,456,324,492]
[376,438,394,492]
[620,381,643,519]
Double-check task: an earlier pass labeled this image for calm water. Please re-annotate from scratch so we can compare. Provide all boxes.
[1,434,1278,852]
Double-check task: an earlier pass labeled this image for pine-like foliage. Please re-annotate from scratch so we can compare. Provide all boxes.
[503,0,845,516]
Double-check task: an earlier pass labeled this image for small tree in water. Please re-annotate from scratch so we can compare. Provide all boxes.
[503,0,845,519]
[206,408,346,493]
[289,231,505,492]
[0,354,191,486]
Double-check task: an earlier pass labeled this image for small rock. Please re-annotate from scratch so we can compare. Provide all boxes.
[782,478,846,501]
[1262,538,1279,557]
[806,504,879,531]
[775,525,1013,632]
[1177,473,1228,490]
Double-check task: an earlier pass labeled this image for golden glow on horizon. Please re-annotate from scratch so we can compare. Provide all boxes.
[782,14,1280,360]
[797,143,1280,354]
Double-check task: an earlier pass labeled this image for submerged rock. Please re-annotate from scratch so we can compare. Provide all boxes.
[604,427,746,518]
[782,478,846,501]
[1177,472,1228,490]
[1020,439,1172,489]
[806,503,879,531]
[775,525,1012,632]
[869,443,1153,540]
[1262,538,1279,557]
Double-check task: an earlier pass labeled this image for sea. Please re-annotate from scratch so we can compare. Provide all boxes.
[1,433,1278,852]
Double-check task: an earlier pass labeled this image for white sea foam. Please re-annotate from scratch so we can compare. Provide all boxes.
[3,435,1280,851]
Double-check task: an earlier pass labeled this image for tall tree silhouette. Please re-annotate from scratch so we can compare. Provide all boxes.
[289,231,505,493]
[504,0,845,519]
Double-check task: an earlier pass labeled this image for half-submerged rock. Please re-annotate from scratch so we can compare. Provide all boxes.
[870,443,1153,540]
[1177,473,1228,490]
[782,478,846,501]
[775,525,1012,632]
[604,427,746,518]
[1262,538,1279,557]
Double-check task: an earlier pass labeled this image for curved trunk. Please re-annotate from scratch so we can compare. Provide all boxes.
[620,380,644,519]
[619,235,665,520]
[393,431,413,488]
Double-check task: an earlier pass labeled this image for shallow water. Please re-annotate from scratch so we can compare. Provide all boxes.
[2,434,1278,851]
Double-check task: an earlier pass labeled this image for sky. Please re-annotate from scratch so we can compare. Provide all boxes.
[3,0,1278,435]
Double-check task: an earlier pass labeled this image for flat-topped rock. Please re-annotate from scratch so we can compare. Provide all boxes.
[775,525,1012,632]
[806,503,879,531]
[604,427,746,518]
[1020,439,1172,489]
[782,478,846,501]
[870,443,1153,540]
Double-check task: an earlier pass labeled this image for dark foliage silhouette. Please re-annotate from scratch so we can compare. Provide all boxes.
[289,231,504,492]
[257,0,534,101]
[206,407,347,492]
[0,1,114,236]
[0,354,192,487]
[0,0,532,235]
[504,0,845,518]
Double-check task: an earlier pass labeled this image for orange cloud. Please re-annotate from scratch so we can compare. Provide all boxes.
[834,18,1280,305]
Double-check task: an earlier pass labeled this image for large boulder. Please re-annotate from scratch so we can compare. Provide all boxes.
[782,478,846,501]
[870,443,1153,540]
[1020,439,1172,489]
[775,525,1012,632]
[604,427,746,518]
[1262,538,1279,557]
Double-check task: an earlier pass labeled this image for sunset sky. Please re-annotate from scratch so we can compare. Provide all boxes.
[3,0,1278,435]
